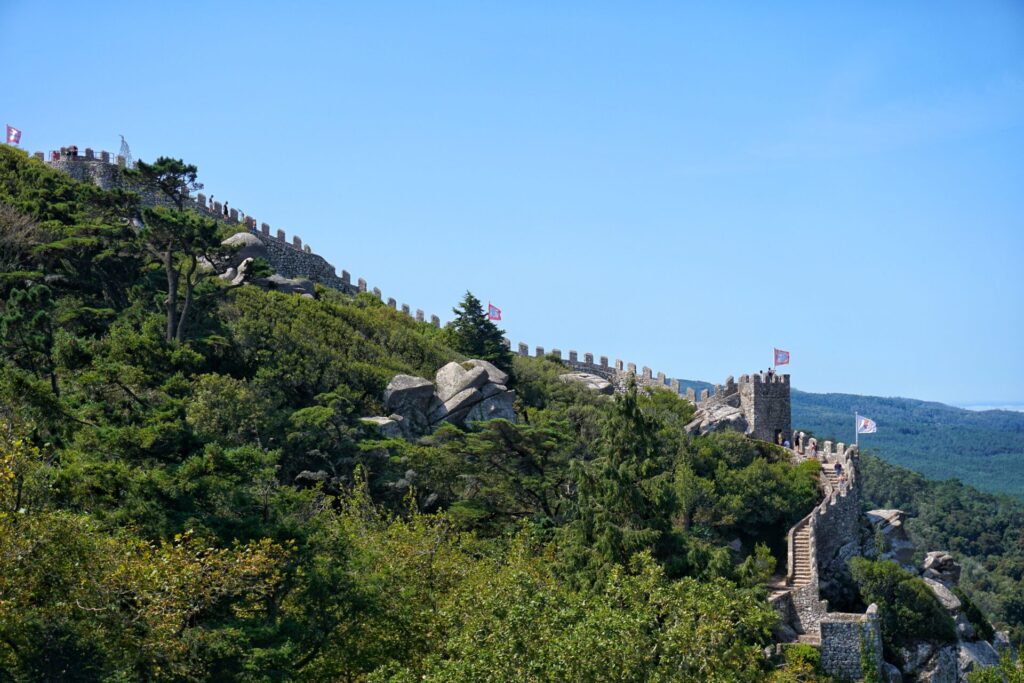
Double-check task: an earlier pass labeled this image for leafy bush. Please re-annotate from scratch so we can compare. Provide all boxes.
[849,558,956,655]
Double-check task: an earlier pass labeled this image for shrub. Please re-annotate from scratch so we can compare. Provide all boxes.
[849,558,957,655]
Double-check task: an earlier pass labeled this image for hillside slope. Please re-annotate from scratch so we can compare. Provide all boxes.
[792,390,1024,498]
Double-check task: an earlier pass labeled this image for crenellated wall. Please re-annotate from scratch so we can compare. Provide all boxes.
[38,147,445,328]
[786,442,862,591]
[780,441,878,681]
[819,606,883,682]
[510,342,671,391]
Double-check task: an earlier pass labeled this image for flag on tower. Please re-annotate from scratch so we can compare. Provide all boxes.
[487,303,501,321]
[856,415,877,434]
[773,348,790,366]
[5,125,21,145]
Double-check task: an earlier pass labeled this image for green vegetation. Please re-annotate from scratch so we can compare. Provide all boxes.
[849,557,956,659]
[770,644,829,683]
[792,389,1024,498]
[860,454,1024,645]
[954,587,996,643]
[967,654,1024,683]
[443,290,513,372]
[0,146,837,680]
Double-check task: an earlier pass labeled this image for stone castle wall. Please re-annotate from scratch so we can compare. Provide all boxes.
[819,607,883,682]
[510,343,678,393]
[44,146,792,418]
[37,147,444,328]
[810,444,862,585]
[782,440,878,681]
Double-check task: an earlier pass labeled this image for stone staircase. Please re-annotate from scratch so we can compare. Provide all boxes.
[791,524,813,587]
[821,464,842,491]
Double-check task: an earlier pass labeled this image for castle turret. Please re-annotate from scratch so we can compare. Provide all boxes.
[737,372,791,443]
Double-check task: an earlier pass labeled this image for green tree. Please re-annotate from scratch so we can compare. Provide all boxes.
[0,285,59,395]
[131,156,202,210]
[445,291,513,372]
[0,202,40,277]
[131,157,262,343]
[568,378,673,577]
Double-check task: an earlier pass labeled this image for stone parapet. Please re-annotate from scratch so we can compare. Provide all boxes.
[39,146,446,328]
[819,606,882,681]
[509,341,676,393]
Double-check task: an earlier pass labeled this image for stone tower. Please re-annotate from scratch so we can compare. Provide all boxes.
[738,373,791,444]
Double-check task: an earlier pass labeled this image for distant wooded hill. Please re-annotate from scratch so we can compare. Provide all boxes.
[676,379,1024,499]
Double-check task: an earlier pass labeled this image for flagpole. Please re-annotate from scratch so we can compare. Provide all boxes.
[855,413,859,448]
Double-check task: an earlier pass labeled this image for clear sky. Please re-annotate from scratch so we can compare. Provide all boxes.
[2,1,1022,405]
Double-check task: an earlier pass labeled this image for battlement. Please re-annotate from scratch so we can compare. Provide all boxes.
[41,145,311,257]
[39,145,447,329]
[509,341,679,392]
[737,372,790,386]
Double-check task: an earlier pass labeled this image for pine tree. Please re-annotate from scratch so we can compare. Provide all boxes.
[447,291,513,372]
[569,377,672,575]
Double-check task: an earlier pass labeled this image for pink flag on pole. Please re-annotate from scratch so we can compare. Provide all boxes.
[5,125,21,145]
[774,348,790,366]
[487,303,501,321]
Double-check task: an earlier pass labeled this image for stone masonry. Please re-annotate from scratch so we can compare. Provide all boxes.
[36,147,445,328]
[772,438,884,681]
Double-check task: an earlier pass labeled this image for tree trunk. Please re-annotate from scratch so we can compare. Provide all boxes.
[174,255,198,343]
[164,246,179,342]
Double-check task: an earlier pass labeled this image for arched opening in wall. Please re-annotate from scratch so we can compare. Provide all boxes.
[774,428,783,446]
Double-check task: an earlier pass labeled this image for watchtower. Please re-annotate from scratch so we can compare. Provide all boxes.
[737,373,791,444]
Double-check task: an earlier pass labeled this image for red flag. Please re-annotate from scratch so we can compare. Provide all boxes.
[774,348,790,366]
[487,303,501,321]
[5,125,21,145]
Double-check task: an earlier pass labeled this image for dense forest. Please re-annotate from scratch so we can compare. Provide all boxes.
[0,145,1020,681]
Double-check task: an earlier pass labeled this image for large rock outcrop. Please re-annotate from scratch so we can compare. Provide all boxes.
[866,509,916,567]
[559,372,614,394]
[221,232,316,298]
[684,400,747,436]
[223,231,269,263]
[922,551,962,586]
[365,361,516,437]
[891,550,1011,682]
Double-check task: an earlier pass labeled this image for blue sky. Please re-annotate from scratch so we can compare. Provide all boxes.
[2,1,1022,405]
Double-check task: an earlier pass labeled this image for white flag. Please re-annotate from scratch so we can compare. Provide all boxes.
[856,415,877,434]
